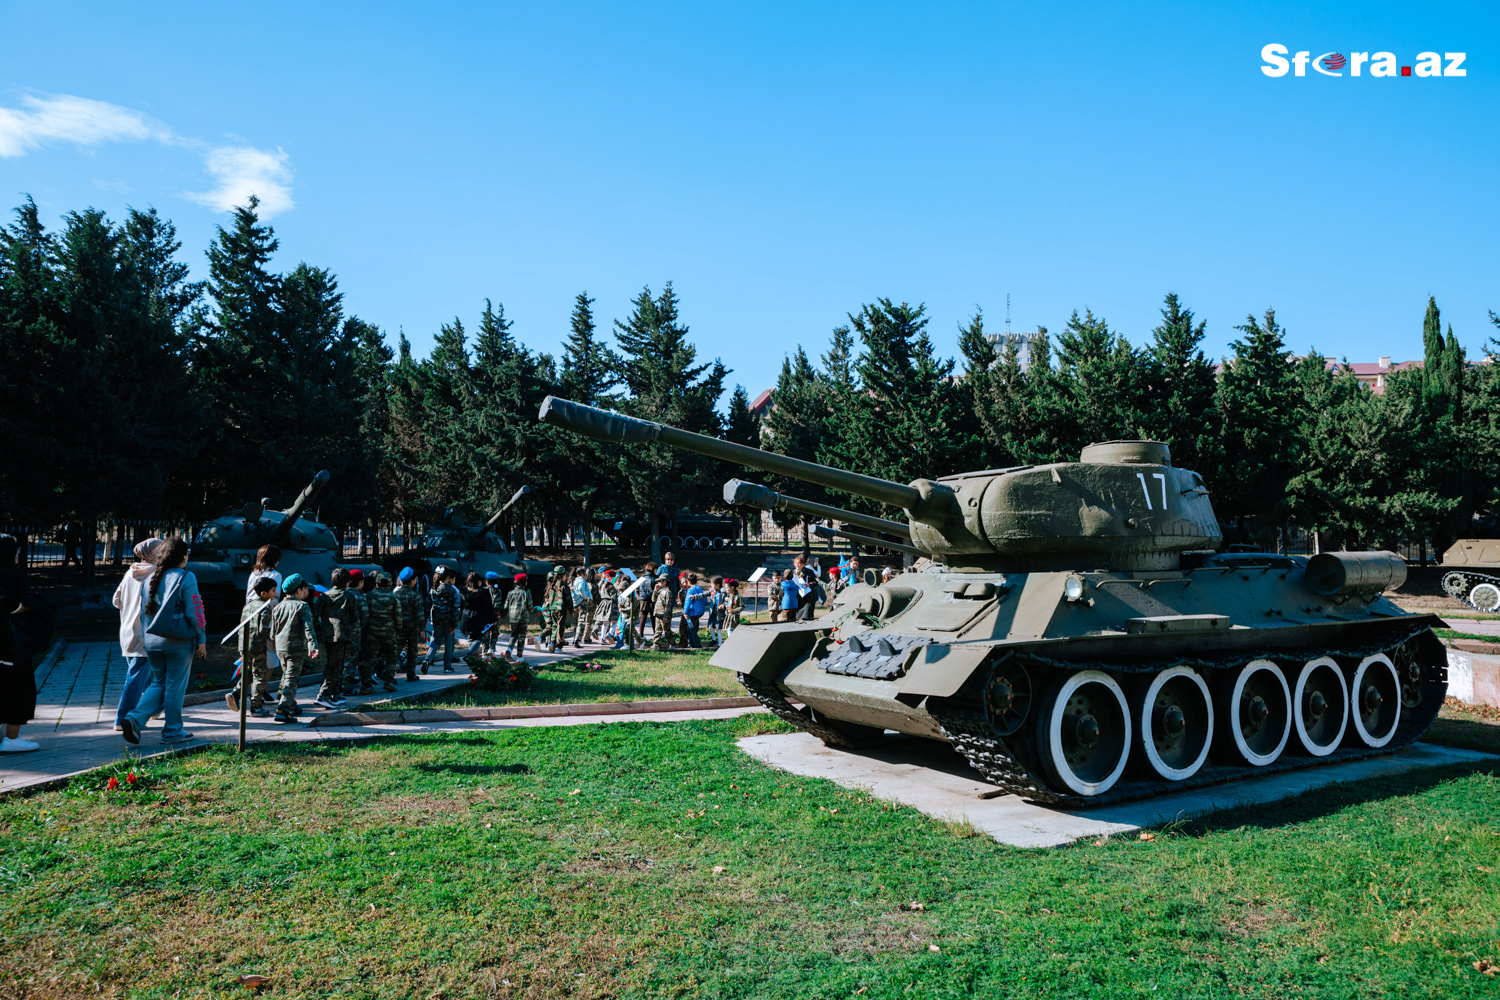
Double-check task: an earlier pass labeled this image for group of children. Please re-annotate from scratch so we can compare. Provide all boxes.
[234,548,428,724]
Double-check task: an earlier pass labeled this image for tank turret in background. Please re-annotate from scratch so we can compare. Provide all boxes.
[540,395,1447,807]
[187,470,382,611]
[400,486,552,600]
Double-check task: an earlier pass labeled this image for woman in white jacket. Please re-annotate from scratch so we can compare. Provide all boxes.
[110,538,163,731]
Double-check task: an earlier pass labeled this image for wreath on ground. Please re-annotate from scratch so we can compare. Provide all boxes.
[465,652,535,692]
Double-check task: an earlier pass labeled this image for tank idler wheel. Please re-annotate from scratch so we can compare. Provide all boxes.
[985,661,1032,737]
[1035,671,1131,797]
[1132,666,1212,781]
[1214,659,1291,766]
[1292,657,1349,757]
[1347,654,1402,748]
[1442,572,1469,599]
[1470,583,1500,613]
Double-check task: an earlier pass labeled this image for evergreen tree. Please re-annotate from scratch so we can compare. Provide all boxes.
[555,292,620,558]
[822,299,966,516]
[1050,309,1145,457]
[1215,308,1302,545]
[612,283,727,559]
[1140,293,1218,476]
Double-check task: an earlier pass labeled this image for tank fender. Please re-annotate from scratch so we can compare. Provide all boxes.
[894,642,996,698]
[187,560,233,588]
[708,625,820,681]
[1009,572,1069,638]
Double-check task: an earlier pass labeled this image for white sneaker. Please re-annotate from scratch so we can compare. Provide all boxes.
[313,696,339,709]
[0,737,40,752]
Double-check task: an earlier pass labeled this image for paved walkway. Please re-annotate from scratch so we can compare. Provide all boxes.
[3,636,752,796]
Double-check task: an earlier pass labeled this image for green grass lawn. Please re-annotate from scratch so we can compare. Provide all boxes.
[5,713,1500,998]
[384,649,748,710]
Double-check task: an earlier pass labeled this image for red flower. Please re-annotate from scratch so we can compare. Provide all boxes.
[106,776,119,790]
[126,772,138,785]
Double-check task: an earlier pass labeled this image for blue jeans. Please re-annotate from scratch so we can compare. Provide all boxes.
[685,616,702,648]
[127,644,194,740]
[114,654,151,727]
[423,628,455,670]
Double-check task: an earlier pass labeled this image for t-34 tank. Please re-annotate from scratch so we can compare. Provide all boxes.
[539,395,1447,806]
[1438,539,1500,611]
[188,470,382,606]
[409,486,553,599]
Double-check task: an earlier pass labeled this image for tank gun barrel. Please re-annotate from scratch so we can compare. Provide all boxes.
[724,479,912,539]
[811,523,922,557]
[268,470,331,547]
[539,395,921,511]
[480,485,531,536]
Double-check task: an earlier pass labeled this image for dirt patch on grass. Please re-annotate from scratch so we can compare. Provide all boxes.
[365,791,483,822]
[1218,903,1299,939]
[563,851,660,874]
[817,909,937,956]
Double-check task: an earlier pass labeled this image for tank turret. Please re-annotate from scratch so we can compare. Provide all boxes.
[186,470,382,610]
[540,396,1220,569]
[402,485,552,601]
[267,470,331,548]
[539,394,1447,807]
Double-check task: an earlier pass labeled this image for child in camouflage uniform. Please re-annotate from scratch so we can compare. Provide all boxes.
[361,572,403,693]
[317,568,360,708]
[504,573,533,659]
[271,574,321,723]
[393,566,424,681]
[651,578,675,650]
[232,575,278,716]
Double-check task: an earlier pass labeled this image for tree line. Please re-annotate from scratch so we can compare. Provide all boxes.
[2,196,1496,558]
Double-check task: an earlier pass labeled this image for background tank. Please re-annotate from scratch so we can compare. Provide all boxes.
[1439,539,1500,611]
[402,486,552,600]
[540,396,1447,807]
[187,470,382,609]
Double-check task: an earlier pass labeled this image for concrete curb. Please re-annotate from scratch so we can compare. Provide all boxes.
[308,695,761,727]
[182,671,326,707]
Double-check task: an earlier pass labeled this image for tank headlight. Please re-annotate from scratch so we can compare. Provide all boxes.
[1064,576,1086,602]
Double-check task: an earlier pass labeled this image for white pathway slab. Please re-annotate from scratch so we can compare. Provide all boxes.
[0,638,633,794]
[1443,617,1500,636]
[737,733,1497,849]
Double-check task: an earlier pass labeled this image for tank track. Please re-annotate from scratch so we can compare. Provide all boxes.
[1441,570,1500,612]
[739,675,882,749]
[926,628,1448,809]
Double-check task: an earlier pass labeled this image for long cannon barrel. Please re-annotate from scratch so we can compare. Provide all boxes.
[812,523,922,557]
[724,479,913,539]
[480,485,531,535]
[539,396,921,511]
[269,470,331,546]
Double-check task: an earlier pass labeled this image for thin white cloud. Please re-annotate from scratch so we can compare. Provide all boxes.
[0,91,294,217]
[184,145,294,218]
[0,94,175,157]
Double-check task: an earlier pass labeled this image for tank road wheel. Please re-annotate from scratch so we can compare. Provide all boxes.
[1442,572,1469,599]
[1036,671,1131,797]
[1470,583,1500,613]
[1134,667,1213,781]
[1292,657,1349,757]
[984,661,1032,737]
[1348,654,1402,748]
[1215,660,1291,766]
[1390,642,1425,709]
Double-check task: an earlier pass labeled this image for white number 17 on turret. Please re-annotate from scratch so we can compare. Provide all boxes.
[1136,472,1168,511]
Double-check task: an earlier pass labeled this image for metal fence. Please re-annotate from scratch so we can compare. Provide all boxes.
[1,520,195,580]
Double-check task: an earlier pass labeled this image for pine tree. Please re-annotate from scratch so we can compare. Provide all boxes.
[612,283,727,559]
[1140,293,1218,476]
[1215,308,1302,545]
[1050,309,1145,457]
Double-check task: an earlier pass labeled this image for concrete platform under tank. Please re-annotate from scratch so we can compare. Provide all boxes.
[736,732,1495,849]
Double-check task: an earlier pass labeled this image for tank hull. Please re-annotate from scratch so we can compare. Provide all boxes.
[712,556,1446,807]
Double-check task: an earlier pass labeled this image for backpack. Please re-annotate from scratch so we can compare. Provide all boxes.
[684,588,707,617]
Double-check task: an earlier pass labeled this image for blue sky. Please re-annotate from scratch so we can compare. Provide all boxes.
[1,1,1494,398]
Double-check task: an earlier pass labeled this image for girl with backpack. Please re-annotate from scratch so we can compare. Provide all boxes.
[120,538,206,745]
